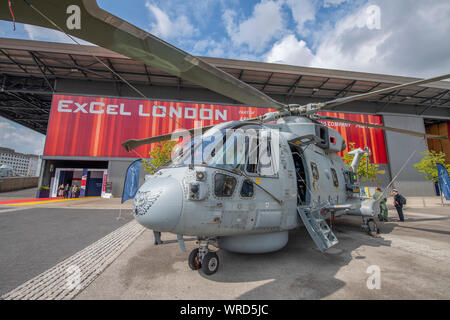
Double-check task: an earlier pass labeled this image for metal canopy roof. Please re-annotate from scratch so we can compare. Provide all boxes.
[1,38,449,134]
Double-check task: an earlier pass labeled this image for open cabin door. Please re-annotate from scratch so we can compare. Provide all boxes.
[289,145,310,206]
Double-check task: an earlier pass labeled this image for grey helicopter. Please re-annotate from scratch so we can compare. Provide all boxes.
[2,0,448,275]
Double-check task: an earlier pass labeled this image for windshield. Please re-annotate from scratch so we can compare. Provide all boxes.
[168,125,263,171]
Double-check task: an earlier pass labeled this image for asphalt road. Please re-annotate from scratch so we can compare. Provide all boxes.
[2,204,449,300]
[76,206,450,299]
[0,207,133,296]
[0,187,38,201]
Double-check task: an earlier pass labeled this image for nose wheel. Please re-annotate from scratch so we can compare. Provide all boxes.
[188,248,202,270]
[188,239,219,275]
[202,252,219,275]
[362,217,379,237]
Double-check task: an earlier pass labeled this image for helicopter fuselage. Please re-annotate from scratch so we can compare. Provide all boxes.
[133,116,378,254]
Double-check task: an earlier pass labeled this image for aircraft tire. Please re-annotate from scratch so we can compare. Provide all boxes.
[188,248,201,270]
[368,219,378,236]
[201,252,219,275]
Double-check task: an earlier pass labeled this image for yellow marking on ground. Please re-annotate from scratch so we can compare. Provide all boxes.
[6,197,100,206]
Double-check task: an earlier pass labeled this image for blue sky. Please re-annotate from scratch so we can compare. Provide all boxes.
[95,0,366,62]
[0,0,449,155]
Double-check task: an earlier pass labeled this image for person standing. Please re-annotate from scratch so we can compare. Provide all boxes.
[153,231,163,245]
[72,185,78,198]
[374,187,388,221]
[58,184,64,197]
[64,183,70,199]
[392,189,406,222]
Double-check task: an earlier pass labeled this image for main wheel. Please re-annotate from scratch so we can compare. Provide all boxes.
[188,248,201,270]
[201,252,219,275]
[368,219,378,236]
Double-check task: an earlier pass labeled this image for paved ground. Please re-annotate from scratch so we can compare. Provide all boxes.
[16,197,134,209]
[0,206,132,296]
[0,187,38,201]
[2,196,449,300]
[75,207,450,300]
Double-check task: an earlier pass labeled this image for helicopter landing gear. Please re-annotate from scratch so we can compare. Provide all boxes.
[188,239,219,275]
[202,252,219,275]
[188,248,201,270]
[361,217,379,237]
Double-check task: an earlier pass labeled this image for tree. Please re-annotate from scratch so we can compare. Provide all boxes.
[414,150,450,183]
[142,141,177,175]
[342,143,381,183]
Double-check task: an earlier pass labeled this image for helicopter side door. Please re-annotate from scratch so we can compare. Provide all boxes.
[243,129,298,231]
[240,130,282,230]
[214,127,291,234]
[289,144,311,206]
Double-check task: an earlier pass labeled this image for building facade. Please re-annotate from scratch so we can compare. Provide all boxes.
[0,39,449,197]
[0,147,40,177]
[39,94,395,198]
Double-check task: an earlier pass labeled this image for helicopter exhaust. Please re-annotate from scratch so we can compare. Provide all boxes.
[348,148,366,173]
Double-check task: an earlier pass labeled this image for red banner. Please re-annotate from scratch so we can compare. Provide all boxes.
[44,95,272,158]
[44,95,387,163]
[317,112,388,164]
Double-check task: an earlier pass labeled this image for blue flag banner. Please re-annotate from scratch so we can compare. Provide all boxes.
[437,163,450,200]
[122,159,142,203]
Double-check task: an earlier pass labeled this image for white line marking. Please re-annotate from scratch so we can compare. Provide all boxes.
[404,212,447,218]
[1,220,145,300]
[346,230,450,262]
[0,207,34,214]
[377,234,450,262]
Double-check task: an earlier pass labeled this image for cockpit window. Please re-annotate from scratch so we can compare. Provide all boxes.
[169,124,275,174]
[240,179,254,197]
[246,135,257,173]
[245,131,276,176]
[214,173,237,197]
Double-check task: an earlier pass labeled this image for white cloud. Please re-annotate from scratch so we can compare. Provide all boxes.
[223,0,284,52]
[0,118,45,155]
[264,0,450,78]
[192,39,227,58]
[24,25,93,45]
[24,25,68,42]
[146,2,197,39]
[284,0,319,35]
[265,34,314,65]
[323,0,348,7]
[309,3,390,71]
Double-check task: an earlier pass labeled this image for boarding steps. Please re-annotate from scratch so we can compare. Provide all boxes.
[297,205,338,252]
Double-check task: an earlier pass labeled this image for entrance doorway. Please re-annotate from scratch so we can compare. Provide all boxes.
[51,168,108,198]
[86,171,104,196]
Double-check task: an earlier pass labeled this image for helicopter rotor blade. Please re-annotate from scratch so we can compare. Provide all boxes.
[4,1,448,144]
[122,134,176,153]
[122,113,268,152]
[0,0,285,110]
[314,74,450,112]
[317,116,448,140]
[121,124,216,152]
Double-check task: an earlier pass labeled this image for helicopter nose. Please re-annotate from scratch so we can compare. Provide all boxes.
[133,177,182,232]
